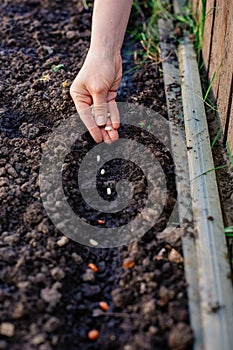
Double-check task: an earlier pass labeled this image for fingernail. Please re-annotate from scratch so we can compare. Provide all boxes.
[96,116,106,126]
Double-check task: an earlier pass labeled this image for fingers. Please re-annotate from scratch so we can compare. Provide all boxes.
[93,103,108,126]
[104,117,119,142]
[78,107,103,143]
[108,100,120,129]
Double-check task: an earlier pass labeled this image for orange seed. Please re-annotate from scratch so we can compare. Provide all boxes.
[88,329,99,340]
[88,263,98,272]
[99,301,109,311]
[122,259,135,269]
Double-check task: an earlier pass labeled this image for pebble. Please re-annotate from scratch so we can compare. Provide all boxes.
[12,302,24,319]
[168,322,193,349]
[82,269,95,282]
[168,248,183,264]
[0,341,8,350]
[71,253,83,264]
[0,322,15,337]
[43,317,61,333]
[41,286,62,307]
[57,236,69,247]
[50,267,65,281]
[31,334,46,345]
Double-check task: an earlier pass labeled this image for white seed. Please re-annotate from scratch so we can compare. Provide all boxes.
[97,155,100,162]
[57,236,69,247]
[100,169,105,175]
[104,126,112,131]
[89,238,98,246]
[107,187,111,195]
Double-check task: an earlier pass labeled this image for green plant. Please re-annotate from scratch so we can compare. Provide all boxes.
[211,129,222,149]
[226,142,233,167]
[224,226,233,237]
[131,0,171,63]
[203,64,222,101]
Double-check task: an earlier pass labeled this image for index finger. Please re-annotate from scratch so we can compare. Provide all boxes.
[108,100,120,129]
[78,107,103,143]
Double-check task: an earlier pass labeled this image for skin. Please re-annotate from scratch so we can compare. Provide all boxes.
[70,0,133,143]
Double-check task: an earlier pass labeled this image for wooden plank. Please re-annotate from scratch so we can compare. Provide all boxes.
[227,102,233,154]
[216,2,233,132]
[202,0,215,75]
[192,0,200,21]
[179,38,233,350]
[158,17,203,350]
[208,0,229,97]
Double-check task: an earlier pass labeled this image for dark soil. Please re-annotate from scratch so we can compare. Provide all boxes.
[0,1,193,349]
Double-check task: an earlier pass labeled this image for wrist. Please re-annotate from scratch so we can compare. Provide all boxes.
[88,44,121,61]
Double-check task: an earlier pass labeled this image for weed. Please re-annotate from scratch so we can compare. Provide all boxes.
[203,64,222,101]
[226,142,233,167]
[224,226,233,237]
[211,129,222,149]
[51,64,64,72]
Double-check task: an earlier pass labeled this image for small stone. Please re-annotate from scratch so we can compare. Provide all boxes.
[43,317,61,333]
[0,247,17,264]
[168,248,183,264]
[41,286,62,307]
[6,165,17,178]
[57,236,69,247]
[66,30,76,39]
[12,302,24,319]
[168,322,193,349]
[0,322,15,337]
[31,334,46,345]
[71,253,83,264]
[82,269,95,282]
[0,340,8,349]
[50,267,65,281]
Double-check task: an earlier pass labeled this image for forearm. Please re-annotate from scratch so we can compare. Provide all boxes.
[90,0,133,55]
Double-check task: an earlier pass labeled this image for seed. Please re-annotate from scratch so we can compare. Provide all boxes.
[88,263,98,272]
[88,329,99,340]
[89,238,98,246]
[107,187,111,195]
[97,155,100,162]
[97,219,105,224]
[122,258,135,269]
[99,301,109,311]
[100,169,105,175]
[105,126,112,131]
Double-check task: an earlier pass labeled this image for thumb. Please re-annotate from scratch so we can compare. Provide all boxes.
[92,90,108,126]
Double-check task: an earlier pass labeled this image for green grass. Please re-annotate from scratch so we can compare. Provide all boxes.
[211,128,222,149]
[130,0,171,63]
[225,226,233,237]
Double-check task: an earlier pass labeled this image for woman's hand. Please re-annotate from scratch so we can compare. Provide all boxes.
[70,50,122,143]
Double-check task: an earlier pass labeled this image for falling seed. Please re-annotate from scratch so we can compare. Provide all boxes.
[89,238,98,246]
[88,263,98,272]
[88,329,99,340]
[100,169,105,175]
[99,301,109,311]
[97,219,105,224]
[105,126,112,131]
[107,187,111,195]
[97,155,100,162]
